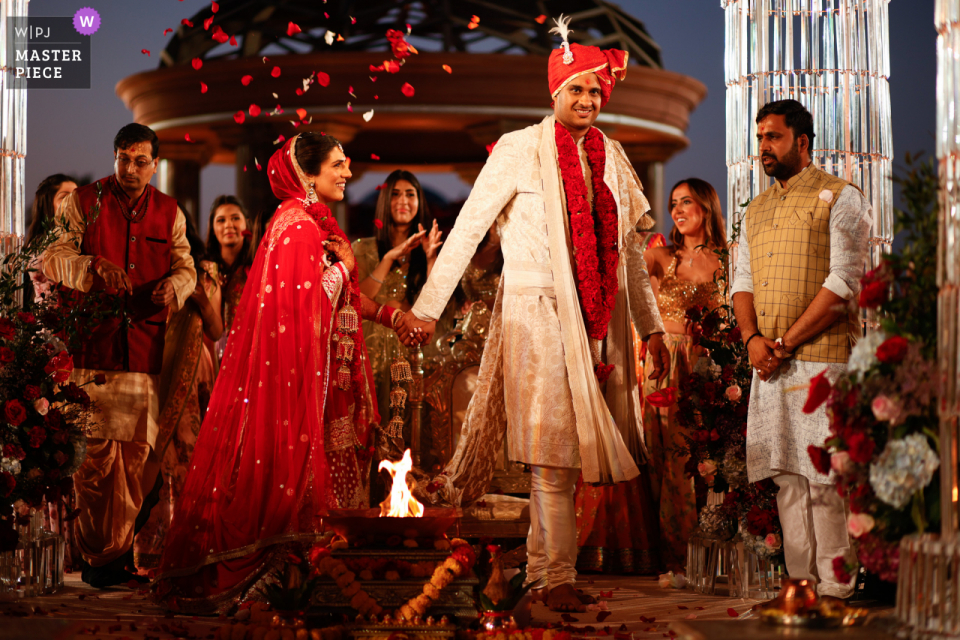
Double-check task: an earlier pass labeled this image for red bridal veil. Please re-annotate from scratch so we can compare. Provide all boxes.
[154,135,378,612]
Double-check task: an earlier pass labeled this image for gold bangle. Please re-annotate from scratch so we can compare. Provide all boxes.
[391,309,404,330]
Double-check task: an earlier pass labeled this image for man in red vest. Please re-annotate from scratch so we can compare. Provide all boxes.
[43,123,196,588]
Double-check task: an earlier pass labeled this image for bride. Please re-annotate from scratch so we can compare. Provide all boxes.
[153,133,423,612]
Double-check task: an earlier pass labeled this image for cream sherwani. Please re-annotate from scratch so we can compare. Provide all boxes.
[413,116,664,507]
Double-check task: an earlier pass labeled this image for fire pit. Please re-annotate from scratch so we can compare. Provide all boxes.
[323,508,461,542]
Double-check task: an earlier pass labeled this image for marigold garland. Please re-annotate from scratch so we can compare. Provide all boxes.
[554,122,620,382]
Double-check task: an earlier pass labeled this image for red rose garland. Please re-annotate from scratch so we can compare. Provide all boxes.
[554,122,620,381]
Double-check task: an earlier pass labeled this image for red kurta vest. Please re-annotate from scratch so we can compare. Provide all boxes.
[72,177,178,374]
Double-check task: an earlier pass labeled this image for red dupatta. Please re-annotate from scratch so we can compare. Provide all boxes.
[154,136,377,612]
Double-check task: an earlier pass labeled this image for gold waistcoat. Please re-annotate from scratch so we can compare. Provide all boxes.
[746,165,857,363]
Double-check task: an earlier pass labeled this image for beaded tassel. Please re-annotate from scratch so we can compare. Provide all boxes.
[390,386,407,410]
[334,290,359,391]
[336,334,355,362]
[337,304,360,335]
[336,363,352,391]
[385,414,405,438]
[390,357,413,383]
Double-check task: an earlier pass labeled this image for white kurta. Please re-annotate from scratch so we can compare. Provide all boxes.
[413,116,664,504]
[731,183,872,483]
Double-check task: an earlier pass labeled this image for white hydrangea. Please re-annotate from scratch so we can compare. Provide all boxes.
[869,433,939,509]
[847,330,887,381]
[693,356,721,380]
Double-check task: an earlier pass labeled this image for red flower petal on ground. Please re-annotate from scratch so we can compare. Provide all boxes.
[645,387,678,408]
[241,75,252,86]
[141,49,150,56]
[191,58,203,70]
[876,335,909,364]
[287,22,302,36]
[233,111,245,124]
[802,369,832,414]
[271,66,281,78]
[727,608,739,617]
[249,104,261,117]
[401,82,415,97]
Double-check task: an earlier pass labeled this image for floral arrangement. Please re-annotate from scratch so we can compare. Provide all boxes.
[807,156,940,584]
[0,216,115,552]
[554,122,620,382]
[309,537,477,621]
[673,212,783,559]
[477,545,531,612]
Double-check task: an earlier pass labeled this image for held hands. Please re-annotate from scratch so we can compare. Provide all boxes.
[747,336,782,381]
[396,311,436,348]
[151,278,176,307]
[421,220,443,261]
[646,332,671,383]
[95,258,133,294]
[323,237,356,273]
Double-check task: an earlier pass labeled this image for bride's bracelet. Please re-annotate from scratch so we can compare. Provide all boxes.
[391,309,405,330]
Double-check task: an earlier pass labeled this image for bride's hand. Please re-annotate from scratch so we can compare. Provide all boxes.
[324,237,356,273]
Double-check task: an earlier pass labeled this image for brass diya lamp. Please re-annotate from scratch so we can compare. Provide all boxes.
[757,578,868,628]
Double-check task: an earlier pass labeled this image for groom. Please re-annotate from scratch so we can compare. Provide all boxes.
[399,20,669,612]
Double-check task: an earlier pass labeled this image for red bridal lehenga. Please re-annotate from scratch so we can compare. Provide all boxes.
[153,136,378,613]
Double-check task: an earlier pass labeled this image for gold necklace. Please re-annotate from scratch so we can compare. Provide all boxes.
[684,245,704,267]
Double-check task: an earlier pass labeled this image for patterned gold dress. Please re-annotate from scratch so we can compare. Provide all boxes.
[642,252,722,571]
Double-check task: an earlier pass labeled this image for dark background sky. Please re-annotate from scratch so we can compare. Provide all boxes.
[23,1,936,238]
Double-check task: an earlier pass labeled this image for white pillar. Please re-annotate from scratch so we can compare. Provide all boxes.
[0,0,29,246]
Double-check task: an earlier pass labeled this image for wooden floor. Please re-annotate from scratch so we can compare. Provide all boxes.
[0,572,897,640]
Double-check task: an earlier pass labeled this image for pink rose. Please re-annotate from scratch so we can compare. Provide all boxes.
[724,385,742,402]
[871,394,902,424]
[847,512,875,538]
[818,189,834,203]
[697,460,718,477]
[764,533,781,550]
[32,398,49,416]
[830,451,852,475]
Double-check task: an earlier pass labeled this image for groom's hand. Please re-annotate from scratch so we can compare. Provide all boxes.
[646,332,670,383]
[397,313,436,347]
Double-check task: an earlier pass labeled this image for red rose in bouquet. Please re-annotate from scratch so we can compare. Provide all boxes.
[3,443,25,460]
[44,351,74,383]
[876,336,908,364]
[0,317,15,340]
[22,384,41,401]
[846,431,875,464]
[745,505,774,536]
[4,399,27,426]
[16,312,35,324]
[0,471,15,497]
[0,347,13,365]
[858,280,888,308]
[62,382,90,406]
[28,426,47,448]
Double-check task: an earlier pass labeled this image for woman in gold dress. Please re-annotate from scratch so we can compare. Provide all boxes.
[642,178,726,571]
[354,170,444,418]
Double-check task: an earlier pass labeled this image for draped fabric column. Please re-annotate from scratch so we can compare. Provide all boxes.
[722,0,893,280]
[0,0,29,249]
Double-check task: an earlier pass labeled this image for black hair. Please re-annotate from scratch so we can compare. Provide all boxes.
[205,194,254,270]
[26,173,79,243]
[294,132,342,176]
[113,123,159,159]
[756,99,816,150]
[373,170,432,305]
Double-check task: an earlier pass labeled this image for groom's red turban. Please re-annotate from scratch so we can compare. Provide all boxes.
[548,43,629,107]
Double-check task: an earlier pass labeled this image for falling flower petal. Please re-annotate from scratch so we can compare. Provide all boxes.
[348,85,356,97]
[184,134,195,143]
[646,387,678,408]
[240,75,253,86]
[191,58,203,70]
[346,102,353,113]
[249,104,261,117]
[351,16,356,24]
[375,183,388,191]
[203,16,214,30]
[384,60,400,73]
[181,19,194,27]
[273,135,286,145]
[363,109,374,122]
[211,26,229,43]
[337,34,344,42]
[803,370,832,414]
[295,88,304,96]
[287,22,302,36]
[272,92,278,98]
[486,141,498,155]
[141,49,150,56]
[401,82,415,97]
[371,154,380,160]
[374,95,379,99]
[374,219,384,229]
[243,165,247,172]
[200,82,208,93]
[296,108,308,121]
[255,157,262,171]
[272,104,284,115]
[442,64,452,73]
[163,28,174,36]
[211,1,219,13]
[229,35,237,46]
[468,23,478,30]
[324,31,335,45]
[536,15,547,24]
[316,72,330,87]
[233,111,245,124]
[271,66,281,78]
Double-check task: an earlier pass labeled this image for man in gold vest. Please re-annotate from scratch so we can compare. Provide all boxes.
[731,100,871,600]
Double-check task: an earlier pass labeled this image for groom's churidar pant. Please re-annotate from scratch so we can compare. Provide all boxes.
[526,465,579,590]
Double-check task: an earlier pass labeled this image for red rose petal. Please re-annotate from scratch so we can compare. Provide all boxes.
[181,19,193,27]
[163,28,173,36]
[727,608,739,617]
[401,82,415,97]
[296,108,308,121]
[255,158,262,171]
[287,22,302,36]
[295,88,303,96]
[203,16,214,30]
[374,219,384,229]
[536,14,547,24]
[233,111,245,124]
[249,104,261,117]
[802,369,832,414]
[211,1,219,13]
[141,49,150,56]
[442,64,452,73]
[184,134,194,143]
[351,16,357,24]
[271,66,281,78]
[241,75,253,86]
[646,387,678,408]
[191,58,203,70]
[229,35,237,46]
[371,154,380,160]
[200,82,208,93]
[211,26,229,44]
[316,72,330,87]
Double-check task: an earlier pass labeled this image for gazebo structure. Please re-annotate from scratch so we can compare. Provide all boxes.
[116,0,705,232]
